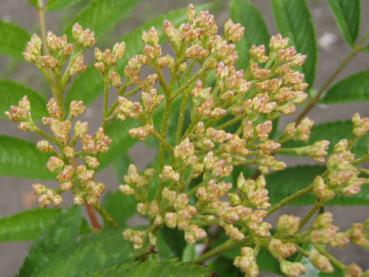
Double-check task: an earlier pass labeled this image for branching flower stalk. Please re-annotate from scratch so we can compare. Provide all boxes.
[6,4,369,276]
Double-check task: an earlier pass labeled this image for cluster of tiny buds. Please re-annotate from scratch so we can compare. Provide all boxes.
[234,247,259,277]
[24,23,95,79]
[11,3,369,276]
[6,95,110,207]
[5,96,36,132]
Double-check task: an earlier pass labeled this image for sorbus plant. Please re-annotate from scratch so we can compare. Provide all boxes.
[1,0,369,276]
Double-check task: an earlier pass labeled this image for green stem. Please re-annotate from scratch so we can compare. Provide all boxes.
[172,67,206,98]
[37,0,48,55]
[314,244,345,270]
[156,69,171,97]
[103,79,110,124]
[176,92,191,144]
[151,128,173,152]
[298,201,322,230]
[94,203,119,229]
[194,239,240,264]
[267,184,313,216]
[159,97,173,169]
[295,37,367,124]
[217,116,242,130]
[34,127,64,150]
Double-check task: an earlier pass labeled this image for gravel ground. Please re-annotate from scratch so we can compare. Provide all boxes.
[0,0,369,276]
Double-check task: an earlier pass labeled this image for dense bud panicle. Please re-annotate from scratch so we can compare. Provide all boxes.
[7,4,369,275]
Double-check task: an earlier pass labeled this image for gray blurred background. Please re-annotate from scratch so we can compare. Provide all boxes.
[0,0,369,275]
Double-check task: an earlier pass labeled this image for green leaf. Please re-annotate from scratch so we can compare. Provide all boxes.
[328,0,360,46]
[19,207,82,276]
[0,136,53,180]
[94,260,210,277]
[321,70,369,104]
[156,230,177,258]
[230,0,270,69]
[159,227,186,258]
[284,120,369,156]
[98,119,137,169]
[47,0,84,11]
[266,165,369,206]
[181,244,195,262]
[65,0,141,40]
[35,230,145,277]
[272,0,317,86]
[0,20,30,58]
[0,208,60,242]
[257,248,281,274]
[65,67,103,108]
[0,80,47,120]
[102,190,136,228]
[27,0,38,7]
[210,256,242,277]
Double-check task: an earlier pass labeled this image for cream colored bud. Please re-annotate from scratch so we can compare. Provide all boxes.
[23,34,42,62]
[268,239,297,259]
[63,146,74,158]
[312,176,335,201]
[345,263,362,277]
[47,156,64,172]
[112,42,125,60]
[72,23,95,47]
[309,249,334,273]
[69,55,86,76]
[159,165,180,182]
[85,156,100,169]
[224,224,244,241]
[270,34,289,50]
[32,183,46,194]
[119,184,135,195]
[73,194,85,205]
[37,140,53,153]
[277,214,301,236]
[352,113,369,137]
[224,19,245,42]
[162,188,177,203]
[69,100,86,117]
[60,181,73,191]
[74,121,88,137]
[128,125,153,141]
[280,260,306,277]
[142,27,159,45]
[47,98,62,118]
[165,212,177,228]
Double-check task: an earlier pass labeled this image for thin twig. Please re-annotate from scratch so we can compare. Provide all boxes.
[85,205,102,230]
[295,31,369,124]
[267,184,313,216]
[94,203,119,229]
[37,0,48,55]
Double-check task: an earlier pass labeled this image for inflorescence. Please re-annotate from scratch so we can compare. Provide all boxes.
[6,4,369,276]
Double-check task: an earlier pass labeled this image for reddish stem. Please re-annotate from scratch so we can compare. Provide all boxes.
[85,205,102,230]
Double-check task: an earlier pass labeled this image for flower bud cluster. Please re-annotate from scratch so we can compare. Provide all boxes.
[282,117,314,142]
[24,24,94,78]
[310,212,345,246]
[234,247,259,277]
[294,140,330,162]
[5,96,36,132]
[162,188,206,244]
[10,4,369,276]
[7,96,111,207]
[119,164,154,201]
[327,139,367,196]
[94,42,126,88]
